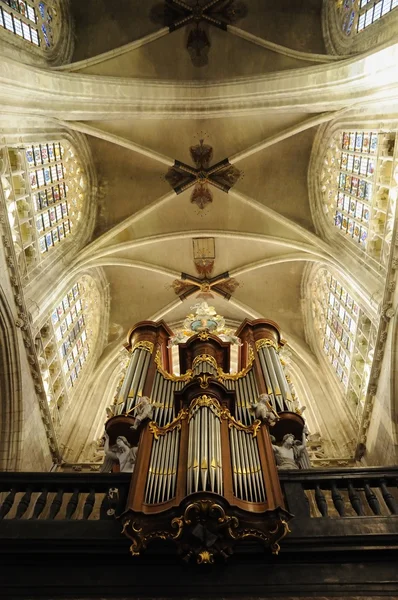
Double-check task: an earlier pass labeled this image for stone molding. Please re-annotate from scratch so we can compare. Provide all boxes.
[0,45,398,119]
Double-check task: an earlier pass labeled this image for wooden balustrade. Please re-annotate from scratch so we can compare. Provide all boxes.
[280,466,398,519]
[0,473,130,521]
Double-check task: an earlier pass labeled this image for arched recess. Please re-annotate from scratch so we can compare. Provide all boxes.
[0,0,73,66]
[322,0,398,55]
[0,285,22,471]
[308,115,398,288]
[0,126,97,292]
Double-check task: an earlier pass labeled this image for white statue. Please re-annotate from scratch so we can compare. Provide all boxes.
[272,430,310,470]
[100,433,137,473]
[251,393,279,426]
[130,396,153,430]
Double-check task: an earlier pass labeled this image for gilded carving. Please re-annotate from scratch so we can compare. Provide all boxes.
[148,408,189,440]
[255,338,279,352]
[132,341,154,354]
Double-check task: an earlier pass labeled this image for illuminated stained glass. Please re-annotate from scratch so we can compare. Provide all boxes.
[0,0,57,48]
[51,283,90,389]
[25,142,72,254]
[333,131,378,250]
[311,269,377,422]
[322,273,359,387]
[357,0,398,32]
[321,128,396,266]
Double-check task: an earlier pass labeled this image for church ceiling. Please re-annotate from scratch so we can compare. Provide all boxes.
[63,1,333,354]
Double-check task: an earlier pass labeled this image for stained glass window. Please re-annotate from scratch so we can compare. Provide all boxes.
[1,139,86,278]
[50,283,90,390]
[0,0,57,49]
[36,276,101,429]
[321,129,396,267]
[357,0,398,32]
[311,270,376,421]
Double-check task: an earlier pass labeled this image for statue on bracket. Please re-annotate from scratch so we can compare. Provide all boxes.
[271,427,311,470]
[251,393,279,426]
[100,433,138,473]
[130,396,153,430]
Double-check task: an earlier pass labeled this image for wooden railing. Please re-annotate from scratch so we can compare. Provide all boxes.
[280,466,398,518]
[0,472,131,520]
[0,467,397,525]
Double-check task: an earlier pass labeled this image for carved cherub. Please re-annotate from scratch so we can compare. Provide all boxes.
[251,393,279,426]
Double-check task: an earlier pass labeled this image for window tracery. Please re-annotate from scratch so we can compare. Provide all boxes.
[311,269,376,421]
[0,139,86,279]
[0,0,59,49]
[35,276,101,430]
[337,0,397,36]
[320,128,397,268]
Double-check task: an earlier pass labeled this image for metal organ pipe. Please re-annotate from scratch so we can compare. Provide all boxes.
[270,347,293,411]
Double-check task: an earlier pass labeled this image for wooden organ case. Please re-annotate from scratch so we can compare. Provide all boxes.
[106,319,304,564]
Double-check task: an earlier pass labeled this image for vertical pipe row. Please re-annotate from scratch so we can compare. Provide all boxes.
[187,414,194,495]
[270,347,293,411]
[201,408,209,491]
[257,347,277,411]
[126,349,147,411]
[151,372,161,423]
[262,347,284,411]
[116,349,140,414]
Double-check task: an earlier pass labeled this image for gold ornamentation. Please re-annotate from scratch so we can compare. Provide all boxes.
[121,499,291,563]
[255,338,279,352]
[197,550,214,564]
[217,346,255,381]
[155,350,193,382]
[192,354,218,370]
[132,341,154,354]
[189,395,222,418]
[221,407,261,438]
[198,374,211,389]
[148,408,188,440]
[198,331,210,340]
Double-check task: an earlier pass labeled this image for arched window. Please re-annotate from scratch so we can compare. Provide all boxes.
[320,128,397,268]
[336,0,397,35]
[310,268,376,422]
[0,139,86,279]
[0,0,60,50]
[357,0,398,32]
[35,275,101,429]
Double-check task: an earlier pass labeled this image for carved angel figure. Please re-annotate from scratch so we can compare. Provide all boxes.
[251,393,279,426]
[272,430,311,470]
[130,396,153,430]
[100,433,137,473]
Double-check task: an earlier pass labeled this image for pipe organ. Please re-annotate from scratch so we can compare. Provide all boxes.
[104,316,307,563]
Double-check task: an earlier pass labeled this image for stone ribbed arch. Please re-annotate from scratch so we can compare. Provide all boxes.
[0,286,22,470]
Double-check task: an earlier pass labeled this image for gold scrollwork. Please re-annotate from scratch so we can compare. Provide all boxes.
[192,354,218,370]
[155,350,193,382]
[255,338,279,352]
[198,374,211,389]
[217,346,255,381]
[221,408,261,438]
[132,341,154,354]
[148,408,188,440]
[189,395,222,416]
